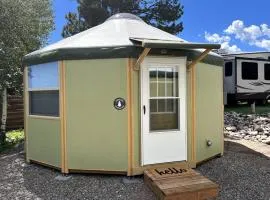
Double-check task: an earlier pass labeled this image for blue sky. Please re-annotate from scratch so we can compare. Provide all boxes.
[50,0,270,53]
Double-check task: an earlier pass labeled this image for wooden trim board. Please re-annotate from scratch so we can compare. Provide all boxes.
[30,159,61,171]
[134,48,151,70]
[59,61,68,174]
[127,58,134,176]
[191,63,196,163]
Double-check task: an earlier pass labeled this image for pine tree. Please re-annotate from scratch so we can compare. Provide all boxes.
[62,0,184,38]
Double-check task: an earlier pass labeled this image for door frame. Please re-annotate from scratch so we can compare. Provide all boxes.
[140,56,187,166]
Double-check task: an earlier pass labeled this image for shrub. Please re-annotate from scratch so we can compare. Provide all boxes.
[5,130,24,144]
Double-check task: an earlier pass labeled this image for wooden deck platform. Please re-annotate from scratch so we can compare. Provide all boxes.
[144,167,219,200]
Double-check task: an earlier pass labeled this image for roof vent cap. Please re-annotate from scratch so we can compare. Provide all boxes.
[106,13,144,22]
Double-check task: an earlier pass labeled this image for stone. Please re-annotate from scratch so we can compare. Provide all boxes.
[224,111,270,144]
[249,131,258,136]
[122,177,141,184]
[226,126,237,132]
[261,135,268,140]
[55,175,72,181]
[255,127,264,132]
[244,136,250,140]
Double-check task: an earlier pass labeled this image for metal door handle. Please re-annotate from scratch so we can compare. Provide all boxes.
[143,105,146,115]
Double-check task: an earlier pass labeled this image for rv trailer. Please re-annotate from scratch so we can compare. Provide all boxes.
[223,52,270,105]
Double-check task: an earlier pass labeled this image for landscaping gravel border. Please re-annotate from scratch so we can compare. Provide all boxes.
[0,141,269,200]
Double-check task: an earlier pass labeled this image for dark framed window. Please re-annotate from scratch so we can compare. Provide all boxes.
[29,91,59,116]
[225,62,233,76]
[265,64,270,80]
[241,62,258,80]
[28,62,59,117]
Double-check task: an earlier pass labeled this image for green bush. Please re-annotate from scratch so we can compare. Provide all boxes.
[5,130,24,144]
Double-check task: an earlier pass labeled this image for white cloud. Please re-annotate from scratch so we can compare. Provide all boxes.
[261,24,270,37]
[224,20,270,50]
[205,32,230,43]
[204,32,241,53]
[254,39,270,50]
[225,20,262,41]
[221,42,241,52]
[204,20,270,52]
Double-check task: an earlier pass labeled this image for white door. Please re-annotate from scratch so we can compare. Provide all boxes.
[141,57,187,165]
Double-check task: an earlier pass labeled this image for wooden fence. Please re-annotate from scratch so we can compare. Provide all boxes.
[0,95,24,131]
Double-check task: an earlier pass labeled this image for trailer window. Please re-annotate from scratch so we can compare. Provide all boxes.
[225,62,233,76]
[241,62,258,80]
[28,62,59,117]
[265,64,270,80]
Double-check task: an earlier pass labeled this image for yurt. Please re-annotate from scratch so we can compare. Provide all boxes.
[23,13,224,176]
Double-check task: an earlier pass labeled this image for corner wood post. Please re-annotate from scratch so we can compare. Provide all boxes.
[127,58,134,176]
[190,64,197,164]
[60,61,68,174]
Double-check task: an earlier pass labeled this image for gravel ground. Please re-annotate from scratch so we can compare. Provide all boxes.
[0,141,269,200]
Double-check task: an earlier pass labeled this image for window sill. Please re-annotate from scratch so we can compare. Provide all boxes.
[28,115,60,120]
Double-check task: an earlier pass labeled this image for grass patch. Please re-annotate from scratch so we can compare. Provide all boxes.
[225,103,270,114]
[0,129,24,153]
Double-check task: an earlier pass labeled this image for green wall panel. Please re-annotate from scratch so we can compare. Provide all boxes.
[195,63,223,162]
[65,59,128,171]
[27,118,61,167]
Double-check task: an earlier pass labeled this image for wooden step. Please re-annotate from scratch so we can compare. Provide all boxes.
[144,167,218,200]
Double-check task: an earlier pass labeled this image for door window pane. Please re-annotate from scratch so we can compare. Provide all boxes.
[150,83,157,97]
[150,99,157,113]
[150,99,179,131]
[28,62,59,89]
[158,83,166,97]
[29,91,59,116]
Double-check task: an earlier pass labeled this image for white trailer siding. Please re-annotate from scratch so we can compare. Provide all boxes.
[224,60,236,94]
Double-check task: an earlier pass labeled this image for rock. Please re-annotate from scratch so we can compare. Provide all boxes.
[262,139,270,145]
[261,135,268,140]
[248,131,258,136]
[224,111,270,145]
[244,135,250,140]
[226,126,237,132]
[55,175,72,181]
[255,126,264,132]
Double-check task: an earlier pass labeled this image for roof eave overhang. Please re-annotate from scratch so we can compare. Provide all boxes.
[140,40,221,51]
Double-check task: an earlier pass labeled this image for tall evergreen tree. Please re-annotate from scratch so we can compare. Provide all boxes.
[62,0,184,38]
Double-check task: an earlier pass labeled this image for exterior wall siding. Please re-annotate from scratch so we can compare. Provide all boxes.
[27,117,61,167]
[65,59,128,171]
[195,63,223,162]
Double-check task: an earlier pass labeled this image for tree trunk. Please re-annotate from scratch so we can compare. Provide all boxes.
[0,88,7,144]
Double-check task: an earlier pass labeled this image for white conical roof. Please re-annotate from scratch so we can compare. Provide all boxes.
[27,13,186,56]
